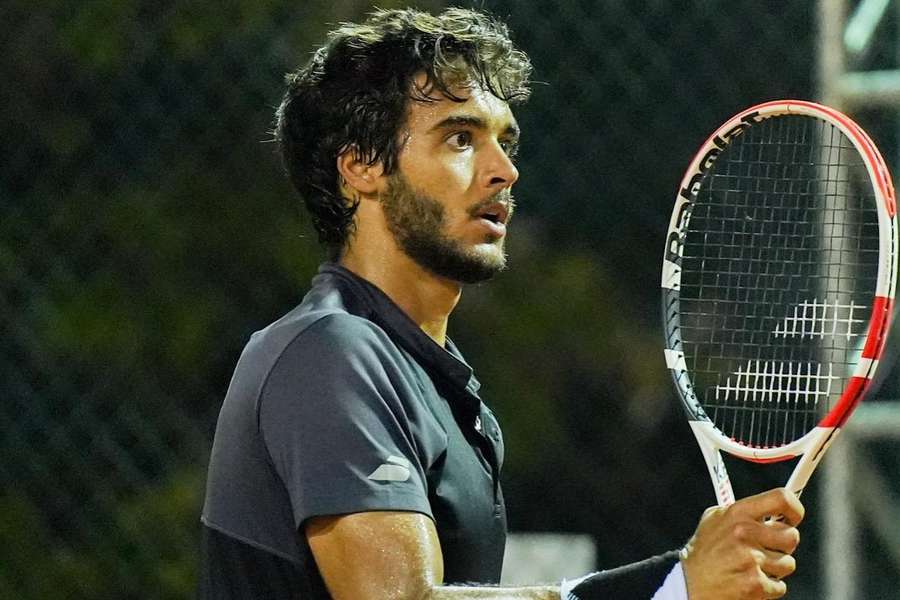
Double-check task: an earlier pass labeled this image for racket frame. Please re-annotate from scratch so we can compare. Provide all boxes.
[662,100,898,506]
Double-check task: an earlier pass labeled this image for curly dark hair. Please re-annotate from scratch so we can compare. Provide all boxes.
[274,7,532,257]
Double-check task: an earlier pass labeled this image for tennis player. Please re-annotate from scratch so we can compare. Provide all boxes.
[198,8,804,599]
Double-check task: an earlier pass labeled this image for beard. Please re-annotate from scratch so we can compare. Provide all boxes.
[380,172,512,284]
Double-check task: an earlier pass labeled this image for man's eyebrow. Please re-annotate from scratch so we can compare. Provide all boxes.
[430,115,520,138]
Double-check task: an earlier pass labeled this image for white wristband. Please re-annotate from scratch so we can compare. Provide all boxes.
[651,562,688,600]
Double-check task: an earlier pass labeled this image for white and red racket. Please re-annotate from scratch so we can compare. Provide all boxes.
[662,100,898,506]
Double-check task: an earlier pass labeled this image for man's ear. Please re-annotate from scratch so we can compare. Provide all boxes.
[336,149,386,198]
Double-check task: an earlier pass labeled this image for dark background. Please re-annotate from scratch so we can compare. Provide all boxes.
[2,1,898,598]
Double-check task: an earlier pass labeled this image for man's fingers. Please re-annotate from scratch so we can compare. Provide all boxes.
[731,519,799,556]
[732,488,805,526]
[688,492,803,599]
[758,568,788,599]
[758,549,797,581]
[758,521,801,554]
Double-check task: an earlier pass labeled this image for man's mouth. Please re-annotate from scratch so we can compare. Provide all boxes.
[472,200,511,225]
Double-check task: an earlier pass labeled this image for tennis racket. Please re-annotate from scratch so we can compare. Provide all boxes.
[662,100,898,507]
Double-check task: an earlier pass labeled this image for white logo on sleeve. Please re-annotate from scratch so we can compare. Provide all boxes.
[367,455,411,482]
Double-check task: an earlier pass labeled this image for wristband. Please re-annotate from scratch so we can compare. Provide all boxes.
[561,550,681,599]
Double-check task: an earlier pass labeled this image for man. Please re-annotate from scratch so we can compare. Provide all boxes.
[198,8,804,599]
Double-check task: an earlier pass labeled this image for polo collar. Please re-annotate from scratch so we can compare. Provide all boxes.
[318,263,482,396]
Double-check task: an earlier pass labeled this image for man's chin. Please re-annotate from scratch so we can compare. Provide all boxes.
[451,247,508,284]
[396,231,508,284]
[416,248,506,284]
[471,245,507,271]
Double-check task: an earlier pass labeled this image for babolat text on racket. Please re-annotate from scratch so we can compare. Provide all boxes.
[662,100,897,506]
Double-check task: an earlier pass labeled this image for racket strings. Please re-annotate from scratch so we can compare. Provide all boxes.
[678,115,879,448]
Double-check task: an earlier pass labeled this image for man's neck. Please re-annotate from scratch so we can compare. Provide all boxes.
[339,246,461,347]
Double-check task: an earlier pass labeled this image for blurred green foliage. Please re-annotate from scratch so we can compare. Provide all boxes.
[2,0,898,597]
[2,1,437,597]
[0,470,202,599]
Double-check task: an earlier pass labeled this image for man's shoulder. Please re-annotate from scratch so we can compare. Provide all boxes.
[245,305,386,368]
[226,307,394,411]
[233,267,404,386]
[273,309,387,351]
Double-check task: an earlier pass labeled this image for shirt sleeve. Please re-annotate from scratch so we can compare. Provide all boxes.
[258,314,434,529]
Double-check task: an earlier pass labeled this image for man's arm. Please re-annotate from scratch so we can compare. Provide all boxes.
[307,511,559,599]
[308,487,804,600]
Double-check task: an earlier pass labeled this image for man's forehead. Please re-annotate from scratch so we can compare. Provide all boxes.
[406,75,517,131]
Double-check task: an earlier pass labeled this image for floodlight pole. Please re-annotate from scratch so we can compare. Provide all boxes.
[817,2,900,599]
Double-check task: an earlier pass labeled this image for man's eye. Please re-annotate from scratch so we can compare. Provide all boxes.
[448,131,473,150]
[501,140,519,159]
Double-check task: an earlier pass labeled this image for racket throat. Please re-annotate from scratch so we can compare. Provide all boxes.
[784,426,841,498]
[690,421,736,506]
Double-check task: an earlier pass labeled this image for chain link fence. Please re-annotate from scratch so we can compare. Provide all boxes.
[2,1,897,598]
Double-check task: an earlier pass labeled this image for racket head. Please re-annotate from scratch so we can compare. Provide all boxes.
[662,100,898,462]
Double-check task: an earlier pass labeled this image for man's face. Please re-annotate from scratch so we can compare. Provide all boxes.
[381,79,520,284]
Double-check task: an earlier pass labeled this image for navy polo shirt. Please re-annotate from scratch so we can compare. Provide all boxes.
[198,264,507,599]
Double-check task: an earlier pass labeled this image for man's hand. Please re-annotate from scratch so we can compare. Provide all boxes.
[681,488,805,600]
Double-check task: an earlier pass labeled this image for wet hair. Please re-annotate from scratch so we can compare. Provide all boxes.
[274,7,532,256]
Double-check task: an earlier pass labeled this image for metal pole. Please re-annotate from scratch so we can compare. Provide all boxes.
[818,0,848,110]
[822,432,858,600]
[817,4,855,597]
